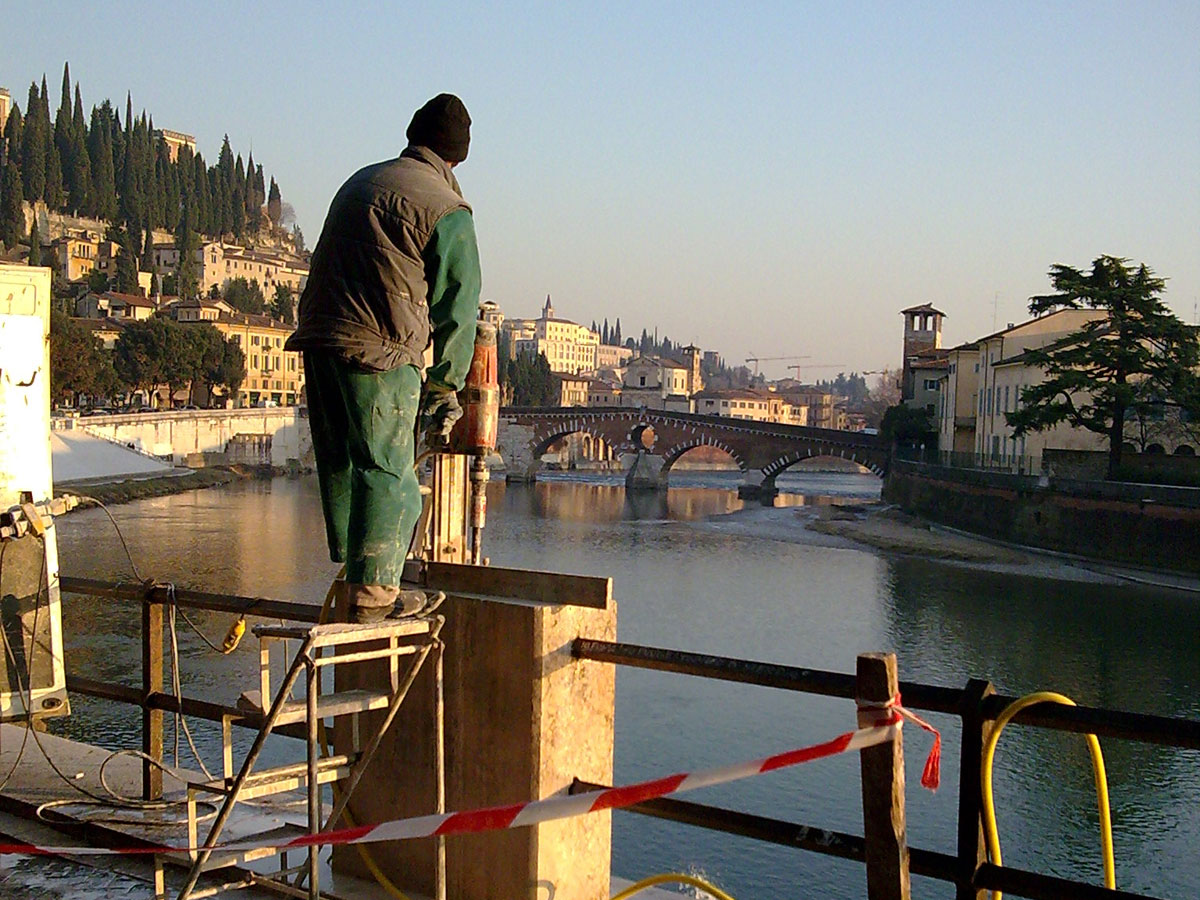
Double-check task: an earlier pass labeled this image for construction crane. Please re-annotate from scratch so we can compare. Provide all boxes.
[787,362,847,377]
[744,354,810,376]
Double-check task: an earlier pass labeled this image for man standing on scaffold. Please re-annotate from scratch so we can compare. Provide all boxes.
[286,94,481,623]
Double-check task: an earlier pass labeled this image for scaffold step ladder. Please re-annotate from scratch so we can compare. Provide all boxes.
[172,615,445,900]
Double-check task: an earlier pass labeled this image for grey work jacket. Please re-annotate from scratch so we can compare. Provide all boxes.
[285,145,470,372]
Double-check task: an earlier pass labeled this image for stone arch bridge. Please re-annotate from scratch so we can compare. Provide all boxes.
[497,407,889,497]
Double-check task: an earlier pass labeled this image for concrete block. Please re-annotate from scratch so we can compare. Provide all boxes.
[333,582,616,900]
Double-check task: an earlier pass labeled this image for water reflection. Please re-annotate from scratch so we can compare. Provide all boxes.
[511,480,742,522]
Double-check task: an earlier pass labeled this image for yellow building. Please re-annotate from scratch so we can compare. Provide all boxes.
[974,309,1109,462]
[176,299,304,407]
[552,374,590,407]
[154,128,196,163]
[586,380,622,406]
[693,388,807,425]
[73,317,124,350]
[781,387,835,428]
[505,296,600,375]
[595,343,633,370]
[75,291,157,320]
[53,230,102,282]
[937,342,981,454]
[155,241,310,297]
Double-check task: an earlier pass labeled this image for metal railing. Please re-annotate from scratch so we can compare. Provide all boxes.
[571,639,1196,900]
[894,446,1043,475]
[45,577,1197,900]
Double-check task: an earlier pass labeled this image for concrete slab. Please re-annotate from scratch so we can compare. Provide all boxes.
[51,430,173,485]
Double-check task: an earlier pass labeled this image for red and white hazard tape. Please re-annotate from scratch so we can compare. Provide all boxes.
[1,700,936,858]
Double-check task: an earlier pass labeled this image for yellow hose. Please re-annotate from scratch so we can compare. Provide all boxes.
[981,691,1115,900]
[611,873,737,900]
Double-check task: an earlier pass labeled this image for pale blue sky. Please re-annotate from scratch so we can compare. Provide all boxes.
[8,1,1199,378]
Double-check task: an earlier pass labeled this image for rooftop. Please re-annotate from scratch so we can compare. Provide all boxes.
[901,302,947,317]
[99,291,156,308]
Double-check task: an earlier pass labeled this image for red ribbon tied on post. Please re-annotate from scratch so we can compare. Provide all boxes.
[858,692,942,791]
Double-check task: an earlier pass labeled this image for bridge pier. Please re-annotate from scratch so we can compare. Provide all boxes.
[624,451,666,492]
[737,471,778,503]
[496,420,539,482]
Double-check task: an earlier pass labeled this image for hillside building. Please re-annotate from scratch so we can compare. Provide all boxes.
[174,298,304,407]
[693,388,807,425]
[154,129,196,162]
[595,342,634,371]
[154,240,309,297]
[75,291,157,321]
[55,230,101,282]
[504,296,600,375]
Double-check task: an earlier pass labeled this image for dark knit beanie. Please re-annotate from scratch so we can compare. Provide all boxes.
[406,94,471,163]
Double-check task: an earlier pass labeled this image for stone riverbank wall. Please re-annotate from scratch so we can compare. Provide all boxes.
[56,408,314,469]
[883,458,1200,573]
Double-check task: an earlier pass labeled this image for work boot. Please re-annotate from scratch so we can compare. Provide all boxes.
[387,589,447,619]
[347,583,400,624]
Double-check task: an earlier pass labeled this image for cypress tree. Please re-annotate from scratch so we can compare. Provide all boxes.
[44,135,64,209]
[244,151,256,214]
[613,318,622,346]
[141,225,156,277]
[37,77,60,207]
[28,219,41,266]
[267,177,281,225]
[40,77,51,129]
[215,170,231,236]
[72,84,87,144]
[70,85,91,213]
[1,156,24,248]
[21,83,45,203]
[2,104,21,173]
[110,224,139,294]
[142,114,159,228]
[55,63,75,205]
[217,136,234,185]
[192,154,211,235]
[88,104,118,220]
[109,104,124,183]
[174,201,200,300]
[231,153,246,238]
[119,96,141,228]
[160,154,181,232]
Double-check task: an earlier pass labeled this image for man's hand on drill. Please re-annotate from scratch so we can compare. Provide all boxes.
[420,385,463,443]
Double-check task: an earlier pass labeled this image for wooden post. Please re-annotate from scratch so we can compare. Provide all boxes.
[141,592,164,800]
[429,454,468,563]
[857,652,910,900]
[956,678,996,900]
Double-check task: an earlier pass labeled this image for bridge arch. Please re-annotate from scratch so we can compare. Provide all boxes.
[762,446,885,479]
[525,424,629,479]
[659,438,747,476]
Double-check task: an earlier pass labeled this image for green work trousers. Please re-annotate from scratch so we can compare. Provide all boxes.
[304,352,423,587]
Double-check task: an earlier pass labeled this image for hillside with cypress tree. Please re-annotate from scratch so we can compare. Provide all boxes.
[0,63,297,253]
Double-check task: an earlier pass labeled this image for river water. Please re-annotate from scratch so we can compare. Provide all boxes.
[34,471,1200,898]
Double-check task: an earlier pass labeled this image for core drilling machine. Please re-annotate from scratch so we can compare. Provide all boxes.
[443,320,499,565]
